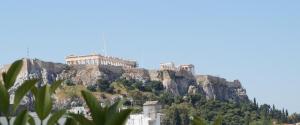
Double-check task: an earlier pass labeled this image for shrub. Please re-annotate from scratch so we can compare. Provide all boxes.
[87,84,97,92]
[65,79,75,86]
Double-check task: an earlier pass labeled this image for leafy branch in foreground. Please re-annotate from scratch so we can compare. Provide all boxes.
[0,60,37,125]
[0,59,132,125]
[68,90,132,125]
[31,80,65,125]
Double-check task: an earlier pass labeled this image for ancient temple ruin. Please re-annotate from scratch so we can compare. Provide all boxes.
[65,53,138,68]
[160,62,195,74]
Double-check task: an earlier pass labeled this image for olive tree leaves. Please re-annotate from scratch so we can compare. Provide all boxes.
[68,90,132,125]
[2,60,23,89]
[0,59,36,125]
[0,59,132,125]
[31,81,65,125]
[0,60,65,125]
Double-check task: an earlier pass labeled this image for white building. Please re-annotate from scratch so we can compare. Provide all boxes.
[126,101,161,125]
[68,106,87,115]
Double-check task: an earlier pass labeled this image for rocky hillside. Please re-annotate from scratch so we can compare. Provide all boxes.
[0,58,248,103]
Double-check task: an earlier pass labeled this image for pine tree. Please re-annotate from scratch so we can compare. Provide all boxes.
[174,108,182,125]
[253,98,258,109]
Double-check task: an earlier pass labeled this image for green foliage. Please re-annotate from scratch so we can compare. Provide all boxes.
[0,82,10,116]
[161,96,298,125]
[69,90,132,125]
[65,79,75,86]
[0,60,37,125]
[189,93,206,106]
[65,117,79,125]
[0,60,147,125]
[47,110,66,125]
[50,80,63,93]
[192,115,222,125]
[13,79,37,112]
[192,117,206,125]
[33,85,53,120]
[115,78,164,93]
[30,81,65,125]
[2,60,23,89]
[97,79,111,92]
[162,103,195,125]
[212,115,223,125]
[87,79,114,93]
[158,92,175,105]
[149,81,164,91]
[87,84,97,92]
[13,110,29,125]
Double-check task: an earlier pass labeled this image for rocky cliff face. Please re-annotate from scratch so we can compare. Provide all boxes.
[0,58,248,103]
[195,75,248,101]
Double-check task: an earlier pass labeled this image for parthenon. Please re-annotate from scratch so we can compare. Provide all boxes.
[65,53,138,68]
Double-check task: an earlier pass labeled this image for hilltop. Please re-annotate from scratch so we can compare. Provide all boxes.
[0,58,248,103]
[2,58,299,124]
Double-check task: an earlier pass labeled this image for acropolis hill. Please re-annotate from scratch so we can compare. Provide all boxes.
[0,54,248,105]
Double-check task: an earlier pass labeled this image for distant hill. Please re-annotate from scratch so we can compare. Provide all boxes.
[0,58,248,103]
[4,58,299,124]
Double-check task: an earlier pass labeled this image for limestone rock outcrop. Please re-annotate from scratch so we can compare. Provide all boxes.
[0,58,249,105]
[196,75,248,101]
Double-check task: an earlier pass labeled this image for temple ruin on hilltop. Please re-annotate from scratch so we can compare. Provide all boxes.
[65,53,138,68]
[65,53,195,74]
[160,62,195,74]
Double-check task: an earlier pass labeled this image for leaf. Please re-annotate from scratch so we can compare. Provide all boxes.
[81,90,103,125]
[106,101,120,119]
[105,109,132,125]
[3,60,23,90]
[192,116,206,125]
[213,115,222,125]
[47,109,66,125]
[50,80,63,93]
[28,114,36,125]
[13,79,37,112]
[13,110,28,125]
[31,86,38,98]
[68,113,94,125]
[35,85,52,120]
[65,117,79,125]
[0,83,9,115]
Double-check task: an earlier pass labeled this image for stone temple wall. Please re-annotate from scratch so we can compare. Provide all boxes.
[65,54,138,68]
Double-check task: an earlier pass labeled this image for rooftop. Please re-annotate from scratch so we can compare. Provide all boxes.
[143,101,159,106]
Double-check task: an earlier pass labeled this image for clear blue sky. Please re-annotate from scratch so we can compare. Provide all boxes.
[1,1,299,113]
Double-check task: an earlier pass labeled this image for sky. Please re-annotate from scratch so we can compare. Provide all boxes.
[0,0,299,113]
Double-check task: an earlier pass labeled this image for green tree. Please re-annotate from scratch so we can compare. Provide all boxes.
[192,115,222,125]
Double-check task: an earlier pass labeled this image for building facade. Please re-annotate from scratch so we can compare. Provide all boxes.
[160,62,195,74]
[159,62,176,71]
[126,101,161,125]
[179,64,195,74]
[65,53,138,68]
